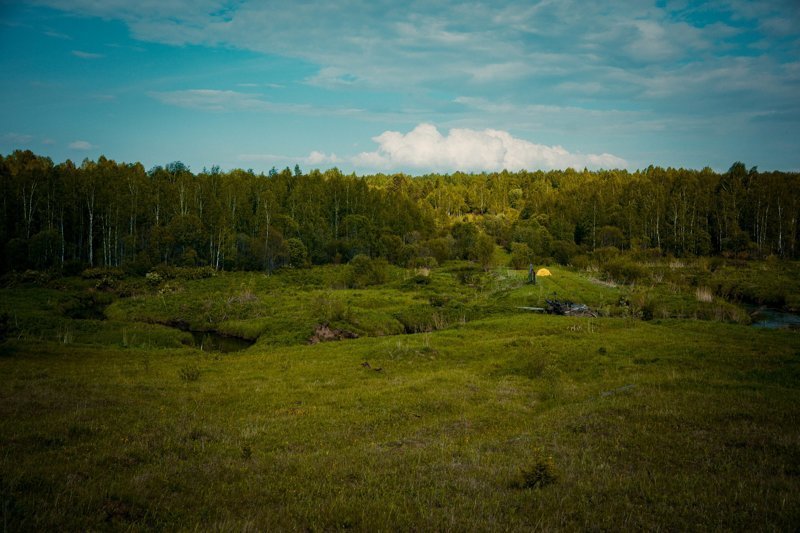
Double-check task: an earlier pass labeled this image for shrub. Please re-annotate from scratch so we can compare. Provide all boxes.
[551,240,578,265]
[570,254,590,270]
[346,255,388,288]
[419,236,454,264]
[313,293,351,322]
[602,258,648,285]
[61,260,86,277]
[145,271,163,286]
[628,291,656,320]
[592,246,620,264]
[20,270,51,285]
[81,267,125,280]
[509,242,534,270]
[517,451,558,489]
[286,238,309,268]
[179,364,200,382]
[407,256,438,269]
[695,287,714,303]
[394,305,441,333]
[58,292,113,320]
[450,264,484,285]
[150,266,216,281]
[0,312,10,342]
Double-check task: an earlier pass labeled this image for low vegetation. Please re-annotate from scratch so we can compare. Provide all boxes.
[1,257,799,529]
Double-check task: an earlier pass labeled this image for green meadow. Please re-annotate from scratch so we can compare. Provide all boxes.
[2,261,799,530]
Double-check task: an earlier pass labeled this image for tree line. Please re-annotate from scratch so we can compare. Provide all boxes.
[1,150,798,274]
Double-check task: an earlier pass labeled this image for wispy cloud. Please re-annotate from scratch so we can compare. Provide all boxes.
[38,1,800,104]
[69,140,96,150]
[43,29,72,39]
[149,89,361,116]
[21,0,800,170]
[2,132,34,144]
[239,151,340,166]
[71,50,104,59]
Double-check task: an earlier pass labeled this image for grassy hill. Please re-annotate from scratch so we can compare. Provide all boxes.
[1,262,799,530]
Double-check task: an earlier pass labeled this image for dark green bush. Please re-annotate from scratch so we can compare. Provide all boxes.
[150,266,216,281]
[58,292,114,320]
[602,258,648,285]
[81,267,125,280]
[509,242,534,269]
[0,311,11,342]
[179,364,200,382]
[346,255,388,288]
[591,246,620,264]
[449,264,484,285]
[517,453,558,489]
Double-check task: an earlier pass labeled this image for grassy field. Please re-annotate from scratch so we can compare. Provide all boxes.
[1,261,799,530]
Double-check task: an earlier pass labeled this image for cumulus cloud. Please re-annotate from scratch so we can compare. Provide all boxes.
[69,140,95,150]
[352,123,626,171]
[305,151,340,165]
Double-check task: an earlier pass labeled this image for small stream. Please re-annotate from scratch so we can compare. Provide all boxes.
[189,330,255,352]
[749,307,800,330]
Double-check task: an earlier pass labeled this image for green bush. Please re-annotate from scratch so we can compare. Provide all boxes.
[179,364,200,382]
[449,264,484,285]
[150,266,216,281]
[602,258,648,285]
[592,246,620,264]
[517,451,558,489]
[407,256,438,269]
[346,255,388,288]
[286,238,309,268]
[394,304,444,333]
[570,254,590,270]
[0,311,10,342]
[509,242,533,270]
[81,267,125,280]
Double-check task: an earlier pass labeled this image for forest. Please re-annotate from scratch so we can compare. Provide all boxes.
[2,149,799,275]
[2,149,800,530]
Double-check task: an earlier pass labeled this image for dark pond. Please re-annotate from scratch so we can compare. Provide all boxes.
[189,330,255,352]
[749,307,800,330]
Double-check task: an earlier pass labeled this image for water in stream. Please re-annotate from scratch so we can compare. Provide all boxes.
[749,307,800,330]
[189,330,255,352]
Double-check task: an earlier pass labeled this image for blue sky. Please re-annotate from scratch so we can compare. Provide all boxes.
[1,0,798,174]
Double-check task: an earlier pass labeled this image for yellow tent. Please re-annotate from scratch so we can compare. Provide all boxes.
[536,268,552,277]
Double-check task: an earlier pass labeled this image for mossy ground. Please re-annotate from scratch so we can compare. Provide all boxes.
[1,262,799,530]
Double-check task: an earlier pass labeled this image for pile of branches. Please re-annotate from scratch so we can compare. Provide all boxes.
[308,323,359,344]
[545,299,598,318]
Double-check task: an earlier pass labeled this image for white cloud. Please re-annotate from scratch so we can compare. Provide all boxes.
[71,50,104,59]
[69,140,96,150]
[352,123,626,171]
[238,151,340,167]
[237,123,628,173]
[305,151,340,165]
